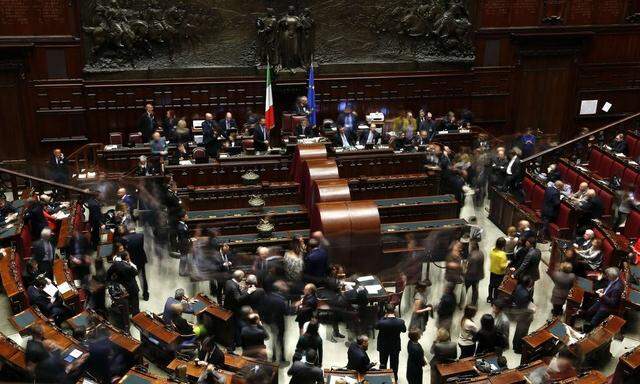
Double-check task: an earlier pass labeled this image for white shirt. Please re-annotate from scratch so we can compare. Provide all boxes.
[506,156,518,175]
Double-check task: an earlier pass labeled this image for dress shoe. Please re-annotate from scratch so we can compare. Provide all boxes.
[333,331,345,339]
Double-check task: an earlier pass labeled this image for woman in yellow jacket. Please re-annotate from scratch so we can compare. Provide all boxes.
[488,237,509,303]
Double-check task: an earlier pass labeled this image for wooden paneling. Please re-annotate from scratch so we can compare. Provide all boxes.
[0,65,27,160]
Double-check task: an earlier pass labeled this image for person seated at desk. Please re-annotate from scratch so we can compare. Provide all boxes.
[575,238,603,274]
[24,196,49,240]
[253,117,270,152]
[571,182,589,203]
[134,155,158,176]
[347,335,376,373]
[150,131,168,155]
[582,266,623,331]
[0,195,16,222]
[546,347,578,381]
[198,336,225,366]
[163,288,195,325]
[169,143,191,164]
[287,348,323,384]
[174,118,192,144]
[170,303,197,346]
[439,111,459,131]
[609,133,628,155]
[197,364,227,384]
[413,130,431,147]
[219,111,237,138]
[294,96,311,117]
[577,189,603,228]
[545,163,562,183]
[333,126,355,148]
[240,313,269,360]
[25,324,86,384]
[295,117,316,138]
[27,275,71,326]
[220,132,242,154]
[359,123,381,146]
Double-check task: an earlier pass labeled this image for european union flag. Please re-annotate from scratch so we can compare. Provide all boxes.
[307,65,317,126]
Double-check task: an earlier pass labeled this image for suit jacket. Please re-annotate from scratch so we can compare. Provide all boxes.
[32,239,56,264]
[465,250,485,281]
[346,344,372,373]
[358,130,381,145]
[240,324,268,348]
[49,156,68,182]
[223,279,248,313]
[0,202,16,222]
[295,124,316,137]
[261,291,287,326]
[337,113,358,136]
[294,104,310,116]
[507,157,523,181]
[137,112,156,142]
[121,194,136,212]
[107,260,139,295]
[542,186,561,219]
[304,247,328,278]
[413,135,430,147]
[429,341,457,365]
[375,317,406,353]
[287,361,324,384]
[120,232,147,266]
[551,271,576,305]
[332,132,355,148]
[27,285,56,316]
[218,118,237,136]
[253,125,270,151]
[598,278,624,311]
[515,247,541,281]
[202,120,217,144]
[611,140,628,155]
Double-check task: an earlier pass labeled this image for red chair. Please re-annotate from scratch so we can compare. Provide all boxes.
[565,169,579,190]
[128,132,143,145]
[622,210,640,241]
[625,135,637,157]
[598,189,614,217]
[610,161,625,179]
[588,148,602,172]
[622,168,638,189]
[598,155,614,177]
[557,163,568,178]
[522,178,535,203]
[531,185,545,212]
[192,147,207,163]
[549,203,572,239]
[109,132,123,145]
[632,139,640,159]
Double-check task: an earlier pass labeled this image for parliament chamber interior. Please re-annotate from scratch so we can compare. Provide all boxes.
[2,1,640,383]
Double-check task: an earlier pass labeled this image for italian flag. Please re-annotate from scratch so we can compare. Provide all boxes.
[265,64,275,129]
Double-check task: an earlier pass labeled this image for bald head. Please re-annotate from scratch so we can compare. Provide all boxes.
[257,247,269,259]
[205,113,213,120]
[233,270,245,281]
[579,182,588,191]
[586,189,596,198]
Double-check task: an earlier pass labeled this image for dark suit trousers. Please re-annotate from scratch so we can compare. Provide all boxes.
[586,302,610,331]
[267,321,285,362]
[38,260,53,280]
[135,263,148,296]
[379,349,400,380]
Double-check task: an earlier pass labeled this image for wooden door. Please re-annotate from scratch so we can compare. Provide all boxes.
[0,64,27,160]
[514,55,575,141]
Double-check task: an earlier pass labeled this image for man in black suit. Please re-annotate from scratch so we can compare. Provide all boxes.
[224,270,252,350]
[375,304,406,381]
[202,113,218,158]
[541,181,563,240]
[253,117,270,152]
[517,220,535,242]
[107,250,141,314]
[512,237,541,291]
[584,267,624,331]
[295,118,316,137]
[137,103,156,142]
[413,130,431,147]
[359,124,381,146]
[337,105,358,137]
[505,148,523,200]
[332,126,355,148]
[24,197,48,240]
[27,276,69,325]
[240,313,268,357]
[294,96,310,117]
[120,230,149,301]
[304,239,329,280]
[219,112,237,138]
[86,196,102,250]
[347,335,376,373]
[610,133,628,155]
[262,281,288,363]
[578,189,604,229]
[0,196,16,223]
[417,109,435,138]
[31,228,55,279]
[49,149,69,185]
[210,243,233,303]
[287,349,323,384]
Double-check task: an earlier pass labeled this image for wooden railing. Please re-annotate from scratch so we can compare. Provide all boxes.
[522,112,640,166]
[66,143,103,177]
[0,167,96,201]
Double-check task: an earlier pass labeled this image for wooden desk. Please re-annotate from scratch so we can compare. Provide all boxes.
[0,332,27,379]
[348,172,440,200]
[66,310,141,356]
[167,358,234,384]
[9,307,47,333]
[223,353,278,384]
[131,312,179,366]
[571,315,625,359]
[521,318,564,364]
[53,258,80,311]
[376,195,459,224]
[192,293,234,347]
[0,247,27,313]
[360,369,396,384]
[613,344,640,382]
[437,356,479,384]
[558,370,607,384]
[323,369,358,384]
[118,368,171,384]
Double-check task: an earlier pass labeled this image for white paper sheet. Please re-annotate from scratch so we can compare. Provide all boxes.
[579,100,598,115]
[69,349,83,358]
[365,284,383,295]
[43,283,58,302]
[58,281,73,294]
[357,275,375,283]
[602,102,612,112]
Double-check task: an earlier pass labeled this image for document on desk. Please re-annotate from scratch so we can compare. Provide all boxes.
[329,376,358,384]
[58,281,73,295]
[365,284,383,295]
[357,275,375,283]
[44,283,58,302]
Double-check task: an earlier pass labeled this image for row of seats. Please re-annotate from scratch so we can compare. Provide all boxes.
[521,176,573,238]
[556,161,615,218]
[623,209,640,241]
[588,147,640,196]
[624,132,640,159]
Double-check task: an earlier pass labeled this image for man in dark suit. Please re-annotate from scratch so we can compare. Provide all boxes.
[120,230,149,301]
[295,118,316,137]
[512,237,541,290]
[262,282,288,363]
[413,130,431,147]
[134,155,153,176]
[240,313,268,357]
[24,197,48,240]
[210,243,233,304]
[332,126,355,148]
[0,196,16,223]
[610,133,628,155]
[584,267,624,331]
[287,349,323,384]
[31,228,55,279]
[541,181,563,240]
[253,117,270,152]
[359,124,381,146]
[219,112,237,138]
[116,188,136,213]
[304,239,329,279]
[417,109,435,138]
[294,96,310,117]
[224,270,252,350]
[578,189,604,229]
[49,149,69,184]
[202,113,218,158]
[86,196,103,250]
[27,276,69,325]
[107,252,140,314]
[505,148,523,200]
[347,335,376,373]
[375,304,406,381]
[137,103,156,142]
[337,105,358,137]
